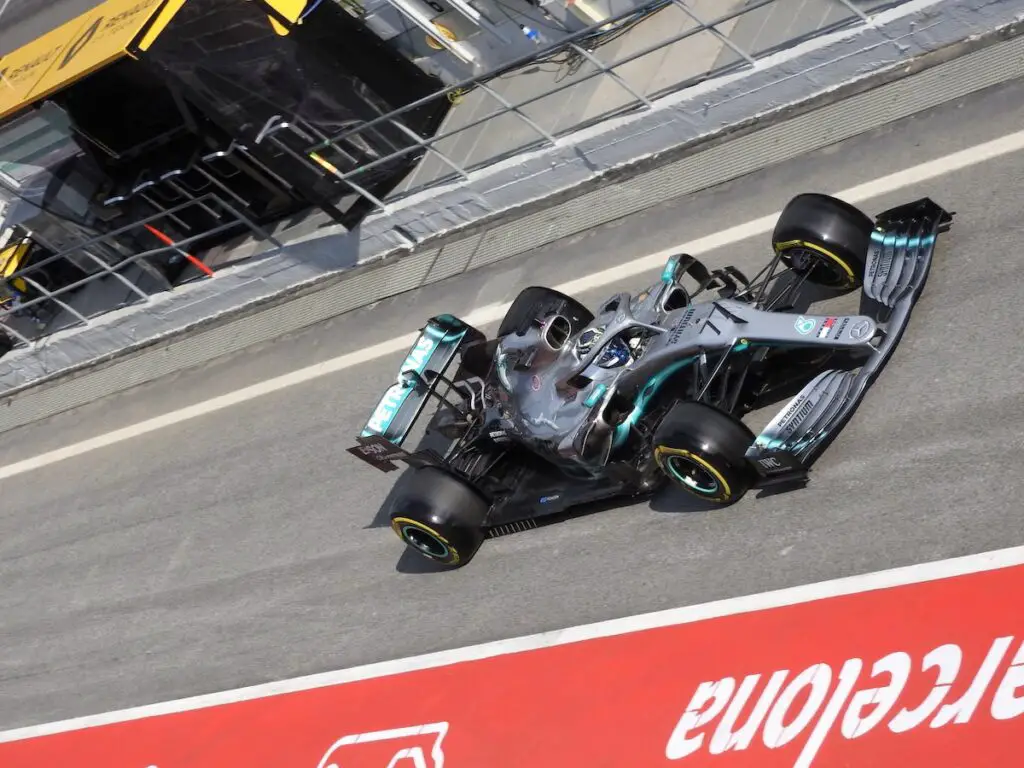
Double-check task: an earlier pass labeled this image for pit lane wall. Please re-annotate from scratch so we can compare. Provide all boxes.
[0,0,1023,426]
[2,547,1024,766]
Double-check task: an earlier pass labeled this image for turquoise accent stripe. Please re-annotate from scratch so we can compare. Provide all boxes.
[585,383,607,408]
[612,356,697,448]
[424,324,449,340]
[901,234,934,250]
[661,256,678,284]
[870,229,935,248]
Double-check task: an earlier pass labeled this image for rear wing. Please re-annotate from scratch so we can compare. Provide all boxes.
[348,313,484,469]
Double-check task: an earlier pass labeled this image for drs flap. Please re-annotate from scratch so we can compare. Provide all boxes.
[358,314,479,446]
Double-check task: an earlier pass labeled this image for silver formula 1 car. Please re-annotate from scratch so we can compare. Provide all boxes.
[349,193,954,567]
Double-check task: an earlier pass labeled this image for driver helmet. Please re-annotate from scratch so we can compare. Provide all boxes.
[576,326,603,355]
[596,337,631,368]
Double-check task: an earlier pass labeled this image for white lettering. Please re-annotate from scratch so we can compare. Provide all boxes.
[366,334,438,434]
[991,640,1024,720]
[888,644,962,733]
[842,652,911,738]
[930,636,1014,728]
[664,634,1024,766]
[367,385,406,433]
[763,663,832,749]
[795,658,864,768]
[399,336,436,380]
[387,746,428,768]
[708,671,788,754]
[665,678,736,759]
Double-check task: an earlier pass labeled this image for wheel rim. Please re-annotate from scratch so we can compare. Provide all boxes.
[400,524,450,560]
[666,455,720,495]
[787,247,851,288]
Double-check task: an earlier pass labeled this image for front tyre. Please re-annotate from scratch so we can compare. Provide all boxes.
[772,193,874,290]
[652,402,756,504]
[389,466,489,567]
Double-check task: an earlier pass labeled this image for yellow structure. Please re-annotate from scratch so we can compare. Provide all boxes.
[0,0,313,121]
[0,237,31,294]
[0,0,165,121]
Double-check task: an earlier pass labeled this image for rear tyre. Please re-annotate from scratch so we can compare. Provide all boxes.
[652,402,756,504]
[498,286,594,338]
[772,193,874,290]
[389,466,489,567]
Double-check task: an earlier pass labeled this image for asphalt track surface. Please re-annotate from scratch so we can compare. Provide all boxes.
[3,77,1024,730]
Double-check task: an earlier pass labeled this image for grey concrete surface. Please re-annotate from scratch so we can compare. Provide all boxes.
[2,75,1024,730]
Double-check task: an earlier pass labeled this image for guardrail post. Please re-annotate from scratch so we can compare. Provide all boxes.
[20,274,91,326]
[0,312,33,346]
[386,119,471,180]
[568,42,654,110]
[669,0,757,66]
[475,82,558,147]
[829,0,872,22]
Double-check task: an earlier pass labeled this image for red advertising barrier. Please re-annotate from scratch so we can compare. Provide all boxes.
[3,561,1024,767]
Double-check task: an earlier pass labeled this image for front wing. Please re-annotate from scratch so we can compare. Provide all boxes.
[746,197,954,486]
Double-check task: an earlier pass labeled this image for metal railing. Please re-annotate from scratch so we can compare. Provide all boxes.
[0,0,907,352]
[290,0,905,214]
[0,194,282,349]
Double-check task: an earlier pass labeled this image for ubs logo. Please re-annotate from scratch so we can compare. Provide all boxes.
[668,307,696,345]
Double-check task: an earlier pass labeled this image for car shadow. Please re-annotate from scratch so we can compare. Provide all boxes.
[391,493,632,574]
[367,469,413,530]
[753,479,810,500]
[647,484,732,514]
[390,481,746,574]
[395,546,458,575]
[365,428,454,531]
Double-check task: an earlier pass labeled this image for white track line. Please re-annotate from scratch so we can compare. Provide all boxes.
[2,544,1023,742]
[1,128,1023,481]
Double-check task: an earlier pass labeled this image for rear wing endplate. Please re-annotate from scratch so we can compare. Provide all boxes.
[348,314,483,467]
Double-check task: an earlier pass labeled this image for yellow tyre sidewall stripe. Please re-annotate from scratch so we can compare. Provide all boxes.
[774,239,857,287]
[654,446,733,502]
[391,516,461,564]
